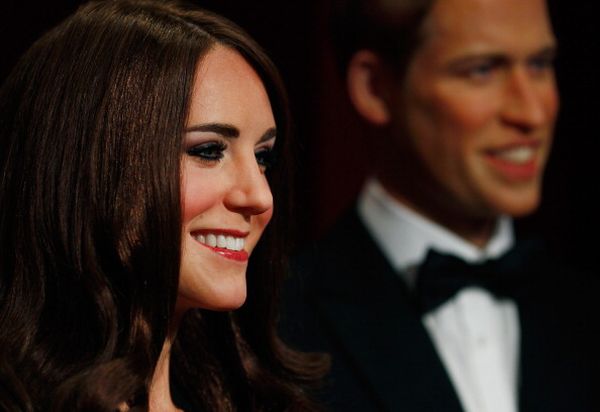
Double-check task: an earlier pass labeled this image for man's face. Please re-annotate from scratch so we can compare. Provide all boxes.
[390,0,558,220]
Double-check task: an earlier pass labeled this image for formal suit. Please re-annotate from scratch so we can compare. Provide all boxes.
[281,208,600,412]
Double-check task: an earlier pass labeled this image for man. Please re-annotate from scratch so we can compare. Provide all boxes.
[282,0,599,411]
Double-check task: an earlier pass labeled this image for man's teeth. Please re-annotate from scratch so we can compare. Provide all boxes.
[195,234,245,251]
[493,147,535,164]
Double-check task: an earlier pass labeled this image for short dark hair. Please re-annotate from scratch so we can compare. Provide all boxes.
[331,0,435,76]
[0,0,324,410]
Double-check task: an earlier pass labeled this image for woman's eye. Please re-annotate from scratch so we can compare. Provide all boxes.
[186,141,227,163]
[255,147,276,171]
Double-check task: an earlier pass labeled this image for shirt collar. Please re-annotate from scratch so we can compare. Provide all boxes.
[358,177,514,287]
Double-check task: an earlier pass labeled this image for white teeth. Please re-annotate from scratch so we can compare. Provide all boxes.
[194,233,245,251]
[206,234,217,247]
[494,147,535,164]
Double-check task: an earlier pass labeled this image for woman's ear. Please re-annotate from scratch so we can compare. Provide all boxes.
[346,50,393,125]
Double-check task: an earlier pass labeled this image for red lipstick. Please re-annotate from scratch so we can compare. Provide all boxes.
[198,243,249,262]
[191,229,249,262]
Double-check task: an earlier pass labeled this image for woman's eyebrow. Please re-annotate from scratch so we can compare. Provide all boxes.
[185,123,240,137]
[185,123,276,143]
[259,127,277,143]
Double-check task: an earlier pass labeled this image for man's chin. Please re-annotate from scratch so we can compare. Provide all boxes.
[488,189,541,218]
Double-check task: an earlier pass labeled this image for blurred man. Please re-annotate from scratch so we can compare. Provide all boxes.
[282,0,599,411]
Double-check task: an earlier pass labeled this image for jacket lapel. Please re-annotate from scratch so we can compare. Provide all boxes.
[312,210,463,412]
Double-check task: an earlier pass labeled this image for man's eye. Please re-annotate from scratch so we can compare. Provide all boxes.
[186,141,227,163]
[527,55,555,75]
[255,147,276,171]
[464,63,495,81]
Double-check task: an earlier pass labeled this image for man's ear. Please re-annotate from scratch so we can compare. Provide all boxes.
[346,50,393,125]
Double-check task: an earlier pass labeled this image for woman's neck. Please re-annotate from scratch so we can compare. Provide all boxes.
[148,338,182,412]
[148,309,186,412]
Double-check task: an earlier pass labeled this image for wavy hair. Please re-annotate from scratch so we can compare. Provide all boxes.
[0,1,326,410]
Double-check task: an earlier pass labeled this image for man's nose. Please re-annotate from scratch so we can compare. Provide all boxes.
[500,67,558,133]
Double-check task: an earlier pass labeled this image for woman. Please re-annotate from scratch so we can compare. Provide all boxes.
[0,0,326,410]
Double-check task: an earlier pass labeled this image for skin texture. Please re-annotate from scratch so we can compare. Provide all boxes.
[146,45,276,411]
[178,45,276,313]
[376,0,558,245]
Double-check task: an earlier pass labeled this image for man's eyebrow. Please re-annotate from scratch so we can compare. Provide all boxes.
[185,123,240,137]
[450,44,558,65]
[532,45,558,59]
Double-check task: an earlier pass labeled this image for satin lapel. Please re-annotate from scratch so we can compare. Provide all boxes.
[312,210,463,412]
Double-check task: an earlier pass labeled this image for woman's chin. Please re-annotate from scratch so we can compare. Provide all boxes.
[176,284,247,313]
[204,291,247,311]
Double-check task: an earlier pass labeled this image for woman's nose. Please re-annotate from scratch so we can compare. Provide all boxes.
[224,155,273,216]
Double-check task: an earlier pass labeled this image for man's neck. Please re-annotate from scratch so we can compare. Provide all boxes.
[378,176,496,248]
[395,195,496,248]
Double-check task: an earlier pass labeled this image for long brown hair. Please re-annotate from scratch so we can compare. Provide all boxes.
[0,1,325,410]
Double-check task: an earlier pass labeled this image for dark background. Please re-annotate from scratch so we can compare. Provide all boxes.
[1,1,598,267]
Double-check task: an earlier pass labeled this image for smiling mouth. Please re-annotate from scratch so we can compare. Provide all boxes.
[191,232,249,262]
[490,146,536,164]
[194,233,245,251]
[484,144,541,180]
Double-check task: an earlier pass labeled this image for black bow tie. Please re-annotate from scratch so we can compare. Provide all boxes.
[415,240,542,314]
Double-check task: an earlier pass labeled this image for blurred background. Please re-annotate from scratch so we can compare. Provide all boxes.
[1,0,598,268]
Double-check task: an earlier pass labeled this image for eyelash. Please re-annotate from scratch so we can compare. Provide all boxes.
[186,141,276,171]
[255,146,276,171]
[186,141,227,164]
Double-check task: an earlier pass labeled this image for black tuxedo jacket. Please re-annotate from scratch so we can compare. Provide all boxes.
[281,209,600,412]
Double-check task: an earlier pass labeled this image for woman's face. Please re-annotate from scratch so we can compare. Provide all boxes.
[178,45,275,312]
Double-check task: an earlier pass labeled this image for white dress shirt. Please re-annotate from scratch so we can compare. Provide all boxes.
[358,178,520,412]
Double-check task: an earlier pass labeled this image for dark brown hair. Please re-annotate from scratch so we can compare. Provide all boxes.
[331,0,435,76]
[0,0,325,410]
